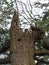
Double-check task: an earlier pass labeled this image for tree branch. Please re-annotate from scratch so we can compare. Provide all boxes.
[0,44,10,54]
[0,57,10,64]
[35,50,49,56]
[35,57,49,64]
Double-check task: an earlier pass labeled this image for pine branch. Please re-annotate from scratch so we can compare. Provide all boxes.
[0,57,10,64]
[35,50,49,56]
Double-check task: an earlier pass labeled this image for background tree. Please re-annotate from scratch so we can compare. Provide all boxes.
[0,0,14,65]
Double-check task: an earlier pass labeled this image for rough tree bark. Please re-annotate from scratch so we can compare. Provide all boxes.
[10,10,35,65]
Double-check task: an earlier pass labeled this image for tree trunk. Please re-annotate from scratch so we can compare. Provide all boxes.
[10,10,35,65]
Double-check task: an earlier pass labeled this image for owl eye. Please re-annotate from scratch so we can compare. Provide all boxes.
[18,39,21,41]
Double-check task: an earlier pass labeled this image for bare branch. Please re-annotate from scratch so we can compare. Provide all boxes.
[17,1,37,24]
[20,13,30,23]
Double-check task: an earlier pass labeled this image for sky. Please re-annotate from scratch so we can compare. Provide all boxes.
[16,0,49,29]
[20,0,49,4]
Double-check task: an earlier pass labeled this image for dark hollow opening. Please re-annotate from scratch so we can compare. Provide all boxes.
[18,39,21,41]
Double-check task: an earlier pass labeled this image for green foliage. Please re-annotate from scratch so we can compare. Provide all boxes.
[0,0,14,29]
[0,28,10,52]
[43,11,49,20]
